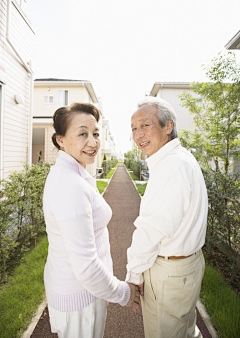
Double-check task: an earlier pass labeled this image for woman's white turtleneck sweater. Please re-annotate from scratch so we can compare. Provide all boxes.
[43,151,130,312]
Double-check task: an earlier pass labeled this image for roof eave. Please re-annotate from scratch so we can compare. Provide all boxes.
[84,82,99,103]
[34,80,85,87]
[150,82,190,96]
[34,80,99,103]
[225,30,240,50]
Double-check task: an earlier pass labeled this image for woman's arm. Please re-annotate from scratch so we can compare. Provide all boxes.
[52,178,131,306]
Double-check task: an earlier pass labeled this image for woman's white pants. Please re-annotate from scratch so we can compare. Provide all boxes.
[48,299,108,338]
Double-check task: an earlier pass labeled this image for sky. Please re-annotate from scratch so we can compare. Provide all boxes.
[23,0,240,153]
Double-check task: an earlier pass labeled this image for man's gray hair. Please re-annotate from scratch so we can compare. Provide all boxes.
[138,96,178,140]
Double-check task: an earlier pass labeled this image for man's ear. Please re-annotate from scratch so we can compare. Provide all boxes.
[56,135,64,149]
[166,121,173,135]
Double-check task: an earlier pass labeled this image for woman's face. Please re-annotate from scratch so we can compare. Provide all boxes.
[56,113,100,168]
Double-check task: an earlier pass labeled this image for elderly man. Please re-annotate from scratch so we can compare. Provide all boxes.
[126,97,208,338]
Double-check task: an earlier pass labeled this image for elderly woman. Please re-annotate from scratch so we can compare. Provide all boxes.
[43,103,139,338]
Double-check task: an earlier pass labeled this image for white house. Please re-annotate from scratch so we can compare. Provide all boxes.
[0,0,34,180]
[101,119,116,162]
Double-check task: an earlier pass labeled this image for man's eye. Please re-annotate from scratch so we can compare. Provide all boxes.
[142,124,149,127]
[79,132,87,136]
[132,128,137,132]
[94,133,100,137]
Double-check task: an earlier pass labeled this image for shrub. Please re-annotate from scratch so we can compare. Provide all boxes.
[203,169,240,279]
[102,159,118,177]
[124,159,142,179]
[0,161,51,281]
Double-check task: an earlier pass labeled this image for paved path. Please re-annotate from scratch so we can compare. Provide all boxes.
[103,164,144,337]
[30,163,212,338]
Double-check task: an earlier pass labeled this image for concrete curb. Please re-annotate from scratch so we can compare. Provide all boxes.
[101,165,118,196]
[21,297,47,338]
[197,300,218,338]
[124,167,143,199]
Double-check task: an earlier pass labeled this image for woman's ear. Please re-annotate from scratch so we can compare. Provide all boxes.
[56,135,64,150]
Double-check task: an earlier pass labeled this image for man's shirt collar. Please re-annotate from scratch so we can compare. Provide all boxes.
[146,138,180,170]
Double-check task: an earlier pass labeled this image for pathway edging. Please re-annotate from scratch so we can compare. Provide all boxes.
[101,166,118,195]
[197,300,218,338]
[21,298,47,338]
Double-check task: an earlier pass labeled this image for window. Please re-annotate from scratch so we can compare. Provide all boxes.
[58,90,68,106]
[44,95,54,104]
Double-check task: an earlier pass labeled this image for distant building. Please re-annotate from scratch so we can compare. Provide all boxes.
[101,119,116,162]
[150,82,194,132]
[33,78,102,177]
[0,0,34,180]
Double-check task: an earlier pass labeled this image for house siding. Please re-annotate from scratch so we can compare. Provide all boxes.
[34,86,86,117]
[0,0,34,179]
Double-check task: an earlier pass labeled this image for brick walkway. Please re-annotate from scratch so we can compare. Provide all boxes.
[30,163,212,338]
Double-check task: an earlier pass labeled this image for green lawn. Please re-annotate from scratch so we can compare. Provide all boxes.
[136,183,147,196]
[201,264,240,338]
[129,172,139,180]
[104,169,116,179]
[104,163,119,179]
[96,180,108,194]
[0,236,48,338]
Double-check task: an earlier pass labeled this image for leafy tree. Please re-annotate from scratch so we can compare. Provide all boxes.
[179,51,240,174]
[124,146,141,161]
[179,52,240,274]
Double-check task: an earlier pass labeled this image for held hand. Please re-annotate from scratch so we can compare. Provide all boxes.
[126,282,140,312]
[138,283,144,296]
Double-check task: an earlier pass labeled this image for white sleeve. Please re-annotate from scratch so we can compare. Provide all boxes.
[53,180,130,306]
[126,171,190,285]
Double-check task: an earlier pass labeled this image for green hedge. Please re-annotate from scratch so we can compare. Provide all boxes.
[124,159,142,179]
[102,159,118,177]
[0,162,51,281]
[202,169,240,278]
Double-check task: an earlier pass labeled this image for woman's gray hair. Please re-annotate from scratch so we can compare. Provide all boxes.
[137,96,178,140]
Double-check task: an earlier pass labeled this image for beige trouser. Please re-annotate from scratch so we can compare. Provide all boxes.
[141,250,205,338]
[48,299,108,338]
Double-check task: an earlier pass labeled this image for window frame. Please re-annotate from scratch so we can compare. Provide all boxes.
[58,89,69,107]
[43,95,54,104]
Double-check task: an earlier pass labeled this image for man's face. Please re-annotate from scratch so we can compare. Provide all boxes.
[131,105,173,157]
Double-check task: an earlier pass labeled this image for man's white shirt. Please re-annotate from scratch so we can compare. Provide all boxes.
[126,139,208,285]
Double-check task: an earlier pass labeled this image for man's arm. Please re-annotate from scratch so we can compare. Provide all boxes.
[126,170,190,285]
